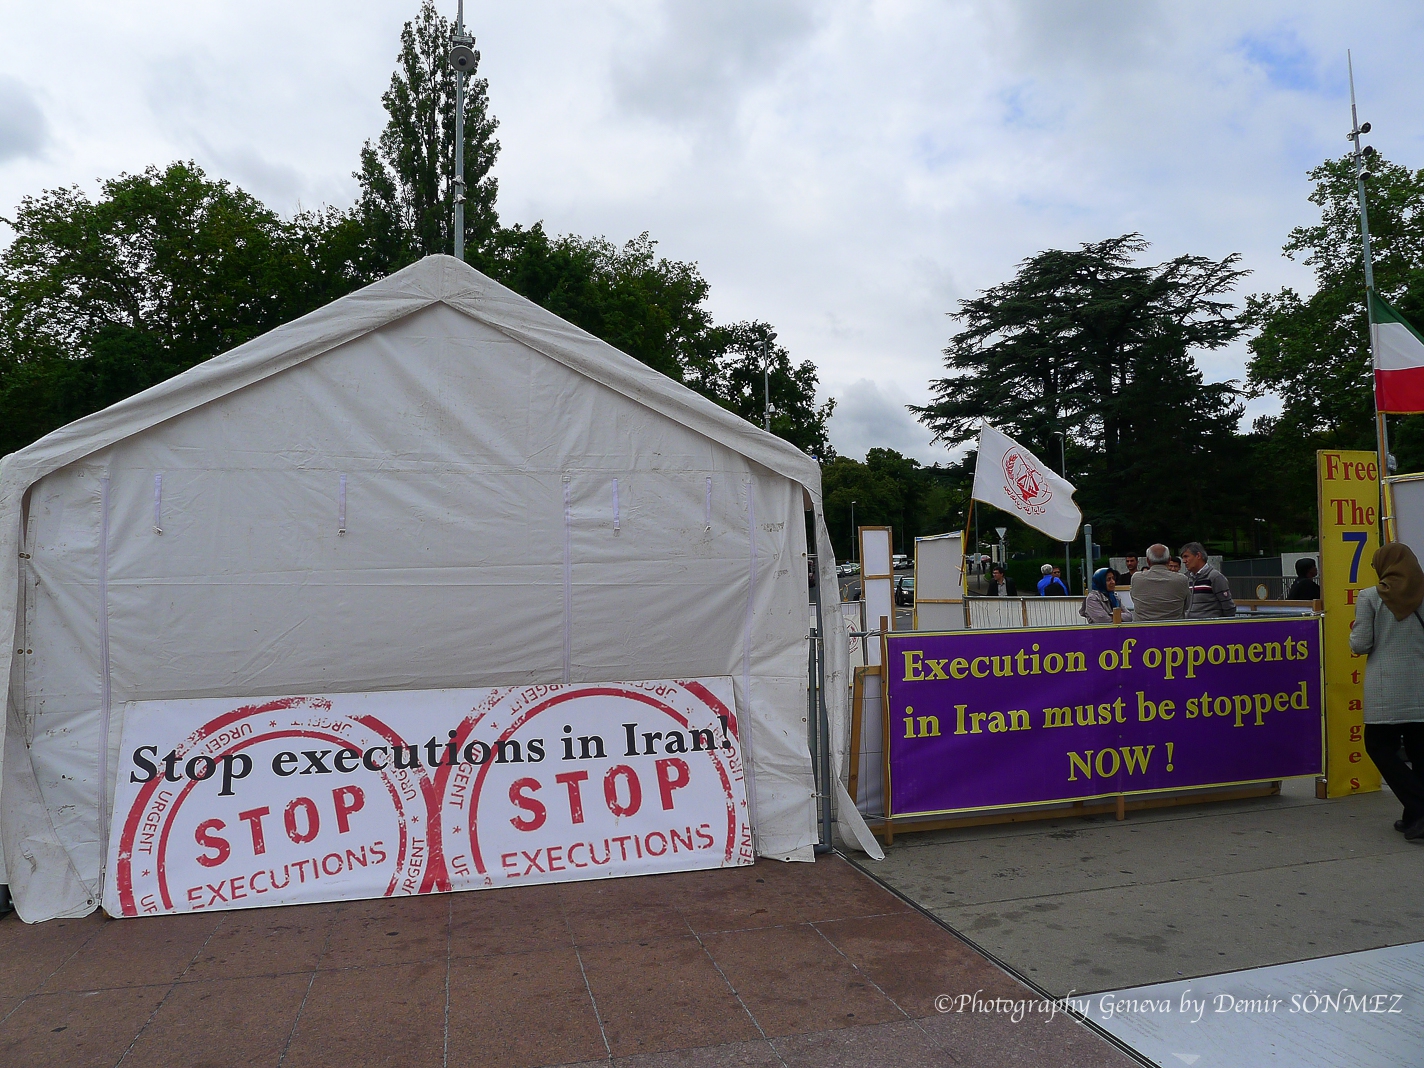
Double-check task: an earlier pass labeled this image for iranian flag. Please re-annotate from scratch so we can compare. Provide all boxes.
[1373,291,1424,413]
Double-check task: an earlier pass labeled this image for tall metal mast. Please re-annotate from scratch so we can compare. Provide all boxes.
[1348,51,1389,537]
[452,0,468,261]
[762,331,777,431]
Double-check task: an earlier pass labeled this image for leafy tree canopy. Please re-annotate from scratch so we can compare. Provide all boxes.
[821,449,967,560]
[0,162,365,456]
[696,320,835,460]
[0,6,833,463]
[482,226,716,383]
[1245,153,1424,469]
[481,224,834,458]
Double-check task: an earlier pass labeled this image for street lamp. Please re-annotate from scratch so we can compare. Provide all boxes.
[762,331,778,431]
[850,500,857,565]
[448,0,474,260]
[1053,431,1070,592]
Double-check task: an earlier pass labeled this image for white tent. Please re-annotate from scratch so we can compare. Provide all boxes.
[0,255,879,922]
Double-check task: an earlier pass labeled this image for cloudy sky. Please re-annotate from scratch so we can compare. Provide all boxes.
[3,1,1422,463]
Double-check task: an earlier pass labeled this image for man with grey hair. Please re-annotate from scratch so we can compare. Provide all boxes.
[1129,544,1192,621]
[1181,541,1235,618]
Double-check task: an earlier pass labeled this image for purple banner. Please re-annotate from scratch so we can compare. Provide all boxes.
[885,618,1324,817]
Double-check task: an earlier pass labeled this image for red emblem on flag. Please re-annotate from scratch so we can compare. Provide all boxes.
[1002,448,1052,517]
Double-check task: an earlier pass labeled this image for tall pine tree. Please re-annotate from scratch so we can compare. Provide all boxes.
[912,235,1249,549]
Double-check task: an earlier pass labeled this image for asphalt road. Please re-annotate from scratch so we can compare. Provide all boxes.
[827,571,913,630]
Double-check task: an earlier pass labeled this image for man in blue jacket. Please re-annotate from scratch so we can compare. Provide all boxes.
[1037,564,1068,596]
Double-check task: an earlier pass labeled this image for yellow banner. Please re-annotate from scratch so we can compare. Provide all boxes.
[1316,450,1382,797]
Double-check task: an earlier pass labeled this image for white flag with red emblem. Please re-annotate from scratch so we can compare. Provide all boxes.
[971,423,1083,542]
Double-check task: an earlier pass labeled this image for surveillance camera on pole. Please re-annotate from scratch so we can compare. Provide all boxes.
[449,39,477,73]
[762,331,778,432]
[449,1,472,260]
[1347,49,1391,501]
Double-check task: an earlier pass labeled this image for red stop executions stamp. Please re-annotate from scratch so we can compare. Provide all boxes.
[103,679,752,918]
[108,695,437,916]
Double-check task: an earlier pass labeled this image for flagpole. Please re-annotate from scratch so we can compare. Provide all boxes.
[960,498,975,597]
[1349,51,1391,541]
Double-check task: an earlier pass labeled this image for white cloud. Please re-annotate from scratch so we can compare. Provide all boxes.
[825,378,950,465]
[0,76,46,163]
[610,1,818,125]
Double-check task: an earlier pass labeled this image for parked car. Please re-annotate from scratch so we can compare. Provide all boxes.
[894,576,915,607]
[837,562,860,576]
[893,553,911,570]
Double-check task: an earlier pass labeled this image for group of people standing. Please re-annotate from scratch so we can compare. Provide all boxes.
[1068,540,1424,843]
[971,536,1422,841]
[1081,542,1237,624]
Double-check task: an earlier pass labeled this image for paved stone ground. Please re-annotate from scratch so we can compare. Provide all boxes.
[848,777,1424,996]
[0,855,1136,1068]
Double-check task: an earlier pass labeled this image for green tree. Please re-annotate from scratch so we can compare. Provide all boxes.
[357,0,500,267]
[0,162,360,456]
[821,455,907,562]
[911,234,1249,550]
[1245,153,1424,487]
[482,224,834,457]
[352,5,835,455]
[482,226,715,382]
[820,449,969,561]
[696,321,835,460]
[0,7,837,464]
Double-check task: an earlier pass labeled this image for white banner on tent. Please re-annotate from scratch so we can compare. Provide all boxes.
[103,679,751,918]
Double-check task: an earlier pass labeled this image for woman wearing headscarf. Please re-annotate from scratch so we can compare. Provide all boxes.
[1349,542,1424,841]
[1081,567,1132,624]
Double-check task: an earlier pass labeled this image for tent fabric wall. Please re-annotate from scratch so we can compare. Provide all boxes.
[0,257,877,923]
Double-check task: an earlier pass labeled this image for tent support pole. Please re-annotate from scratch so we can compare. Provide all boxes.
[807,601,818,788]
[809,550,833,854]
[818,623,833,854]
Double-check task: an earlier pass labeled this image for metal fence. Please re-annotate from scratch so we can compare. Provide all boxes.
[959,594,1316,628]
[964,596,1087,629]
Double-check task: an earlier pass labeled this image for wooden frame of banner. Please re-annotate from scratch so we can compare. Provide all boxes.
[864,784,1283,843]
[846,666,868,806]
[858,616,1319,845]
[880,617,893,840]
[1383,473,1420,545]
[859,526,894,582]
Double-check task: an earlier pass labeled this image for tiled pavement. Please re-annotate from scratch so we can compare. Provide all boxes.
[0,856,1138,1067]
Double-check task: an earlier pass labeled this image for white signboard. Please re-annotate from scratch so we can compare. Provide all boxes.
[914,532,965,631]
[860,526,894,665]
[104,679,751,917]
[1389,475,1424,563]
